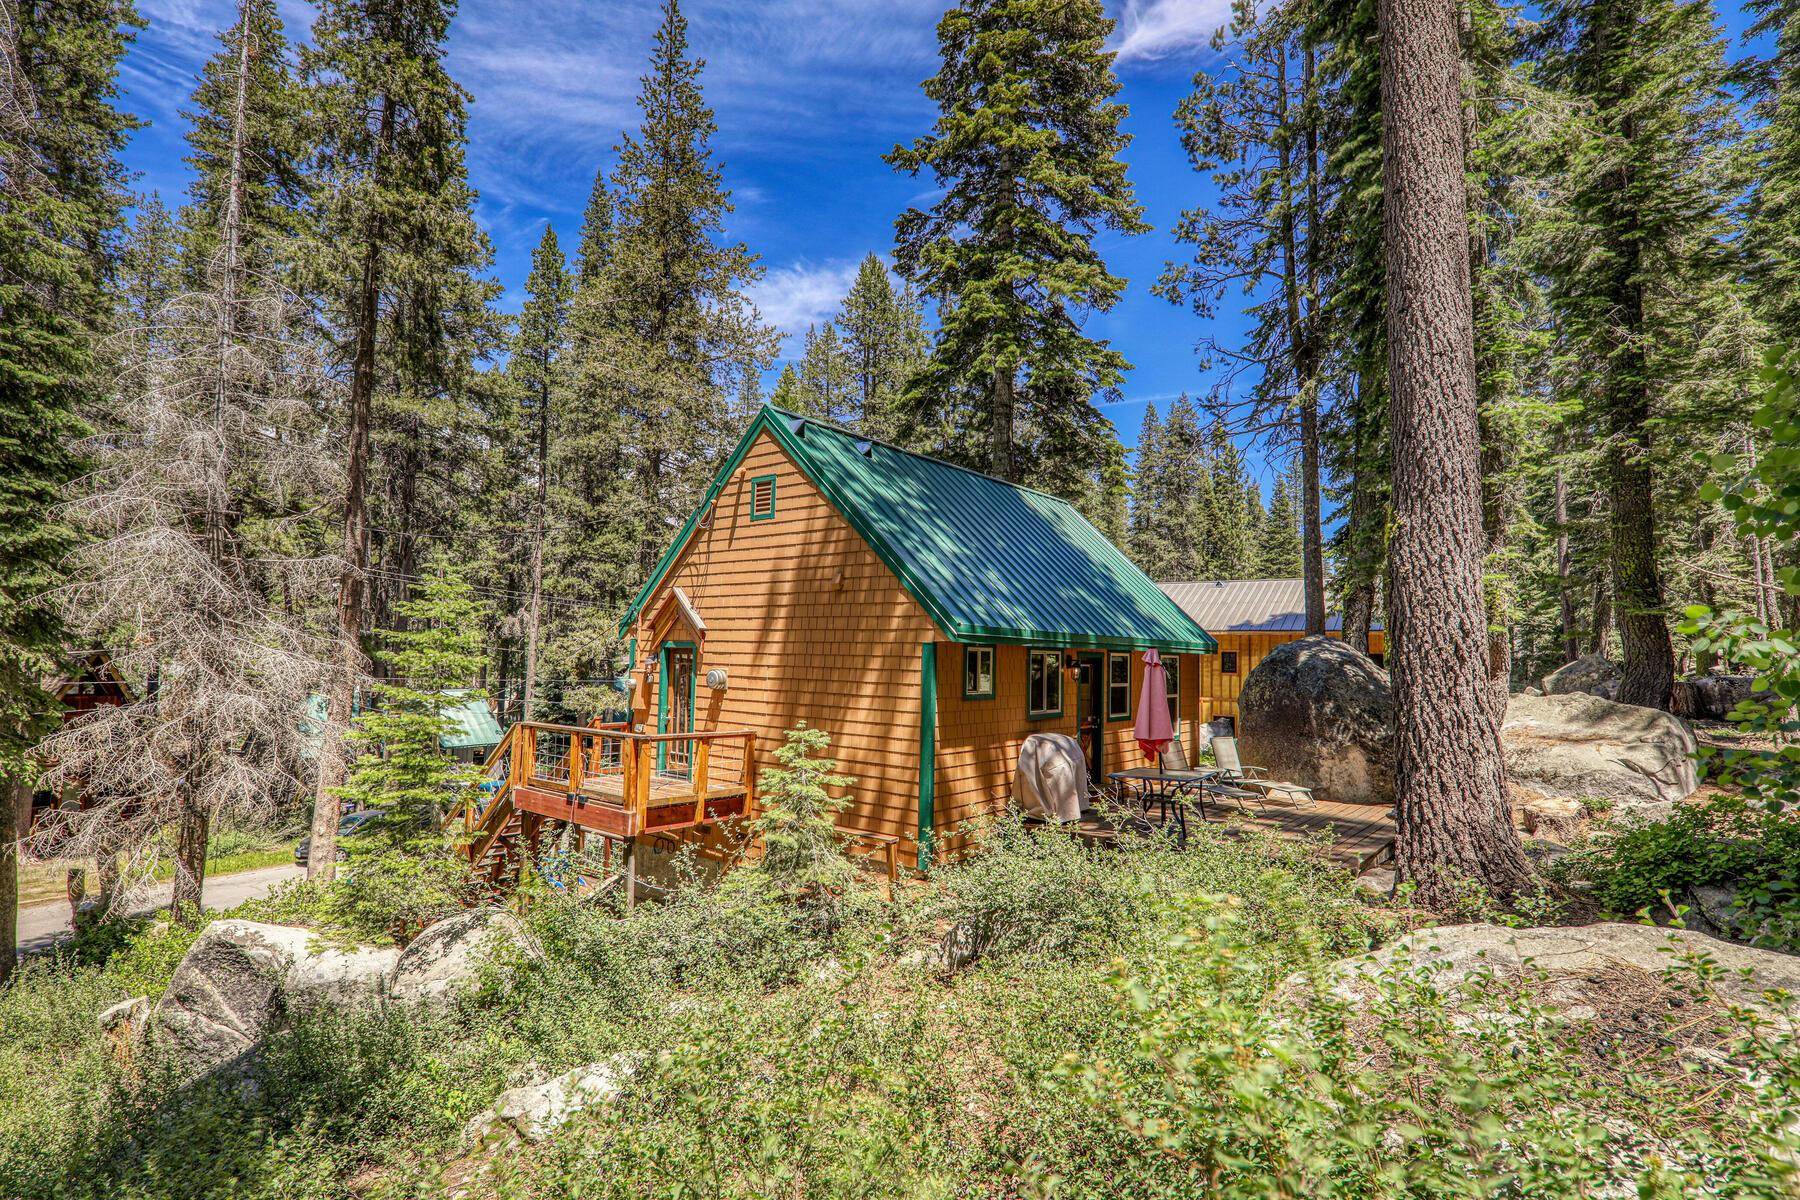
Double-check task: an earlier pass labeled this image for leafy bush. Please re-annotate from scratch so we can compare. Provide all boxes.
[929,808,1388,966]
[1024,894,1798,1199]
[1565,794,1800,948]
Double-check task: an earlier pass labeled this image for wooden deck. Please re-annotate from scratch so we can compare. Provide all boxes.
[1054,797,1396,874]
[510,772,750,838]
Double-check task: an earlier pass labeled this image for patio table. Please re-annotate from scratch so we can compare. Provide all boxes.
[1107,766,1220,843]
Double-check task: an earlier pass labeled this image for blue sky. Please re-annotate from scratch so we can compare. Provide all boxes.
[119,0,1763,489]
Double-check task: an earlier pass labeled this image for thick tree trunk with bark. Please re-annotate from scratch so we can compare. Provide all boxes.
[1300,397,1327,634]
[1379,0,1534,908]
[0,780,21,986]
[1607,380,1674,709]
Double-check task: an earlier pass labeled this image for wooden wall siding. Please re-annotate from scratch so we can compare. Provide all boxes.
[935,647,1206,847]
[1195,630,1388,728]
[632,431,941,860]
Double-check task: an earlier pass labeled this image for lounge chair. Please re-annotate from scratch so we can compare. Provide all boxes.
[1210,736,1316,809]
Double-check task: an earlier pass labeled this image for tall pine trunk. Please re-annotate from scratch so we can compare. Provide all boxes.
[1554,465,1579,663]
[1380,0,1533,908]
[990,366,1016,482]
[312,93,393,883]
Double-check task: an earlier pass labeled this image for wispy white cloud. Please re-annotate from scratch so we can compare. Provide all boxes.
[750,258,864,350]
[1109,0,1234,63]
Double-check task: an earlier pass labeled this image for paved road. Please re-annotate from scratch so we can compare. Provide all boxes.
[15,863,304,955]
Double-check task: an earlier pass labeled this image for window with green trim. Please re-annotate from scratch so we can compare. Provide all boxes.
[1106,652,1131,720]
[1027,649,1062,718]
[1164,656,1181,724]
[749,474,777,520]
[963,645,995,699]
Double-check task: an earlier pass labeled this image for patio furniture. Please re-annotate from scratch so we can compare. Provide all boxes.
[1209,735,1316,809]
[1107,765,1219,844]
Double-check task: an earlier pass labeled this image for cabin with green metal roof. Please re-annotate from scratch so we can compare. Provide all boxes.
[605,405,1216,867]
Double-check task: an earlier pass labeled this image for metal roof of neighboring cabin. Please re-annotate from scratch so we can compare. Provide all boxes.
[619,407,1218,655]
[1157,578,1384,634]
[302,689,502,751]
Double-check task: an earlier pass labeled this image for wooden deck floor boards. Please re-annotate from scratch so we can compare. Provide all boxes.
[1056,797,1396,874]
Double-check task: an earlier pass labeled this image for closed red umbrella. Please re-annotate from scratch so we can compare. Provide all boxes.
[1134,649,1174,763]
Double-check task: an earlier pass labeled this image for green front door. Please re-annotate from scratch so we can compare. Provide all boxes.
[658,642,697,776]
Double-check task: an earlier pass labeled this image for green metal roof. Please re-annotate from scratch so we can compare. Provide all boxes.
[618,407,1218,655]
[302,689,502,752]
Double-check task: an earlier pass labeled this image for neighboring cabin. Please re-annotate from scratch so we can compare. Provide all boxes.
[1156,578,1387,731]
[614,406,1218,867]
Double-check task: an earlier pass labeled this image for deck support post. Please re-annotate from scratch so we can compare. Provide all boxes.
[623,838,637,910]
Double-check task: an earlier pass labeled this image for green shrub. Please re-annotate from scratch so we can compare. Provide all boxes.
[1024,894,1798,1198]
[1566,794,1800,949]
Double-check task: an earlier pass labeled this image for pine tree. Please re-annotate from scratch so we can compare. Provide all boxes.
[573,169,614,290]
[789,321,855,423]
[574,0,775,589]
[1743,0,1800,341]
[0,0,132,975]
[1159,0,1330,630]
[1157,396,1215,579]
[1205,422,1257,576]
[1127,402,1168,577]
[1257,473,1304,577]
[510,226,571,718]
[1535,0,1742,710]
[887,0,1146,490]
[835,254,927,439]
[336,556,486,834]
[300,0,498,878]
[178,0,306,280]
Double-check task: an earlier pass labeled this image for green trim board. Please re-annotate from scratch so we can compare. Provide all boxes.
[617,407,1218,656]
[656,640,698,775]
[962,644,995,699]
[1026,648,1063,719]
[748,473,778,520]
[918,642,937,871]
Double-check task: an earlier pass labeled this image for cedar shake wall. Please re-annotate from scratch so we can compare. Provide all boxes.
[632,432,939,860]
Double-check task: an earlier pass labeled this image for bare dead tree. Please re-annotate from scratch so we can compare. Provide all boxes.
[36,0,337,924]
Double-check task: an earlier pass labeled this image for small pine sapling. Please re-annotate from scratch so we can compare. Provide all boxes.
[750,723,857,914]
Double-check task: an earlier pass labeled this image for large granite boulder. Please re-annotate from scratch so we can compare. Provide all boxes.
[1542,654,1621,700]
[1330,923,1800,1015]
[150,919,395,1077]
[151,920,319,1076]
[387,907,543,1006]
[1501,692,1698,821]
[1237,636,1394,805]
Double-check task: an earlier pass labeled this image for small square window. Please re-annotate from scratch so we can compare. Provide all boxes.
[963,646,995,699]
[1220,650,1239,675]
[749,474,777,520]
[1027,649,1062,718]
[1106,653,1131,721]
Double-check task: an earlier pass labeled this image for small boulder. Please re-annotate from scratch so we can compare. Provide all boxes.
[462,1056,638,1145]
[151,920,318,1076]
[388,908,542,1006]
[1542,654,1622,700]
[1237,636,1394,805]
[97,994,151,1042]
[1677,674,1765,722]
[1501,692,1698,819]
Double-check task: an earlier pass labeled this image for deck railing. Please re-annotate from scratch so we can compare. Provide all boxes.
[478,719,756,832]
